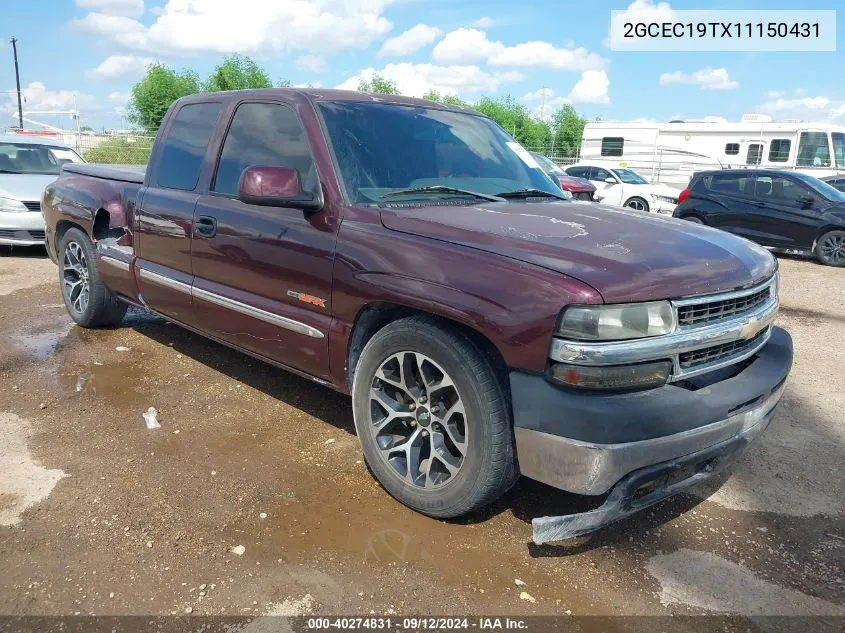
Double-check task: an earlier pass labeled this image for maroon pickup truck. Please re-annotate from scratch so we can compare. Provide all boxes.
[42,89,792,543]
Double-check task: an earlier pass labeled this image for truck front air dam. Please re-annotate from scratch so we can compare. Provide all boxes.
[509,326,792,543]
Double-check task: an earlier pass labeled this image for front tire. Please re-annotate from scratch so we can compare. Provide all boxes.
[352,316,517,518]
[684,216,705,224]
[815,230,845,267]
[59,227,127,327]
[624,196,650,212]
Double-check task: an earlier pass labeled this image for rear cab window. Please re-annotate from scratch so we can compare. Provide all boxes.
[157,102,222,191]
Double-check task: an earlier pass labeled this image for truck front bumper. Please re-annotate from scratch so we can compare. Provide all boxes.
[511,326,792,541]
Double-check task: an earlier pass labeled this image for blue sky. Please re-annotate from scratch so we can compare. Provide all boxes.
[1,0,842,131]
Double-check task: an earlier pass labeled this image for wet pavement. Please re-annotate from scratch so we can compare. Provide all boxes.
[0,247,844,625]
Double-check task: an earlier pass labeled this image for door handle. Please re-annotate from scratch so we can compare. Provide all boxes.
[195,215,217,238]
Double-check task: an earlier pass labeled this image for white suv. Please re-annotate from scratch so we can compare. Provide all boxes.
[565,164,681,215]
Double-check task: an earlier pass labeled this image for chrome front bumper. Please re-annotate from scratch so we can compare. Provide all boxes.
[515,381,783,497]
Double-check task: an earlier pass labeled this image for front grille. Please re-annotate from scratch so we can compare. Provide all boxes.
[677,285,772,327]
[679,328,768,369]
[23,201,41,212]
[0,229,45,240]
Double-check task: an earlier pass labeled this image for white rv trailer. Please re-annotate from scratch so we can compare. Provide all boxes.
[579,114,845,189]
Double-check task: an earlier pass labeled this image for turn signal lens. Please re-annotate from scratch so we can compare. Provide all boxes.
[549,361,672,391]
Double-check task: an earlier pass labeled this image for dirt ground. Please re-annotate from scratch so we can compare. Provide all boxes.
[0,246,843,627]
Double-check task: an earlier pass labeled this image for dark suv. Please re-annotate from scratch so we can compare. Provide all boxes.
[674,169,845,267]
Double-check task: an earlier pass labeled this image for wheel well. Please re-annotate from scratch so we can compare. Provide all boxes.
[92,209,125,241]
[346,303,509,391]
[54,220,82,255]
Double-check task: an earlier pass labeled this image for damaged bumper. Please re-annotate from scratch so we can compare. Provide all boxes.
[511,326,792,543]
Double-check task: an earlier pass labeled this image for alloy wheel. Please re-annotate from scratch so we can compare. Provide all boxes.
[625,198,647,212]
[368,351,467,489]
[819,234,845,265]
[63,241,90,315]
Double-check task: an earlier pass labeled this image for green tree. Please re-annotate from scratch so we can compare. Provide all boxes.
[474,96,552,149]
[203,55,273,92]
[422,89,469,108]
[549,104,586,157]
[357,74,400,95]
[127,63,201,133]
[277,79,292,87]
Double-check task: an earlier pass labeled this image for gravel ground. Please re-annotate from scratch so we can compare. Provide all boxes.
[0,246,843,627]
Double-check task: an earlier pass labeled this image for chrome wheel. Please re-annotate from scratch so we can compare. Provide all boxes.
[625,197,648,212]
[819,233,845,265]
[62,241,90,315]
[369,351,467,489]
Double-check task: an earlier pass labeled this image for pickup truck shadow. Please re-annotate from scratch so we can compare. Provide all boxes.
[129,317,844,565]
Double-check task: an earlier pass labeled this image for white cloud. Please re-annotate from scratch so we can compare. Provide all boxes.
[74,0,144,18]
[87,54,155,80]
[295,55,328,73]
[567,70,610,104]
[754,90,845,121]
[432,28,605,71]
[107,90,131,116]
[378,24,442,57]
[71,0,394,56]
[608,0,676,48]
[1,82,97,116]
[659,67,738,91]
[488,41,606,71]
[337,63,523,98]
[472,17,494,28]
[520,70,611,117]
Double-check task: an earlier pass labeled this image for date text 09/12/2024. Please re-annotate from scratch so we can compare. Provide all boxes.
[306,617,529,630]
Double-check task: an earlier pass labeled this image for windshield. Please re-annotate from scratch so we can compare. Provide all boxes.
[531,152,565,175]
[832,133,845,168]
[792,171,845,203]
[612,168,648,185]
[0,142,83,175]
[317,102,560,203]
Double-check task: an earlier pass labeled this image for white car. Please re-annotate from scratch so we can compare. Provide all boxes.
[0,134,84,246]
[564,164,681,215]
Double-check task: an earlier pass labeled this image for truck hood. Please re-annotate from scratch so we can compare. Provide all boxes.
[0,173,58,202]
[380,201,776,303]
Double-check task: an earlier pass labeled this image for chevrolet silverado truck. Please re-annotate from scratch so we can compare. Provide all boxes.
[42,90,793,543]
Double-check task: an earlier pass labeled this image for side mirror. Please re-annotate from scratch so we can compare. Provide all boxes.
[604,177,616,184]
[796,194,815,208]
[238,165,322,212]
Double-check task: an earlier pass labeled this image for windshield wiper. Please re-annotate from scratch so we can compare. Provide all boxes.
[494,188,568,200]
[379,186,504,202]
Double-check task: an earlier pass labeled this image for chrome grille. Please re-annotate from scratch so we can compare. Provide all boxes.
[23,201,41,212]
[679,328,768,369]
[675,277,775,328]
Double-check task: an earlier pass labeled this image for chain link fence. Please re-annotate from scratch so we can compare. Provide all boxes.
[74,133,155,164]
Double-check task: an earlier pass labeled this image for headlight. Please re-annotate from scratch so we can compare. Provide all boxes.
[556,301,676,341]
[652,194,677,204]
[0,197,27,213]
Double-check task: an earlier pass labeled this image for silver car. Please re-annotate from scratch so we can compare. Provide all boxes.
[0,134,84,246]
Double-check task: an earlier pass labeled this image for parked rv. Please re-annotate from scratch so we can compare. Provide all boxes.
[579,115,845,189]
[674,169,845,267]
[564,163,680,214]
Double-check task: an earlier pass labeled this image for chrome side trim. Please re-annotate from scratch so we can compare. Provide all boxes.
[515,382,784,496]
[192,286,324,339]
[549,295,778,370]
[99,255,131,272]
[672,274,776,307]
[138,268,192,294]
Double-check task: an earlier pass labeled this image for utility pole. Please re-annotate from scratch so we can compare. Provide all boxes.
[10,37,23,130]
[539,86,549,122]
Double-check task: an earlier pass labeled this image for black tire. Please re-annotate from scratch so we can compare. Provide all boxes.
[815,230,845,267]
[352,316,518,518]
[624,196,650,212]
[58,227,127,327]
[685,216,705,224]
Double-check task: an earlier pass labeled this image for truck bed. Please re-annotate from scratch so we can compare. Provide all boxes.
[63,163,146,184]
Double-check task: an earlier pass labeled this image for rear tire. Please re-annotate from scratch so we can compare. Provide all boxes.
[58,227,127,327]
[624,196,650,212]
[352,316,518,518]
[815,230,845,267]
